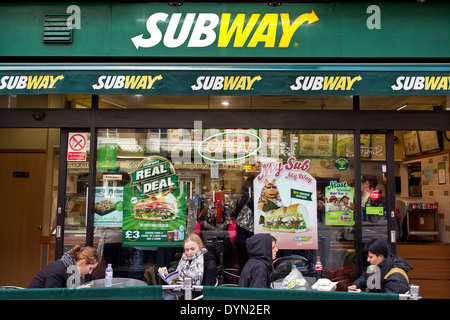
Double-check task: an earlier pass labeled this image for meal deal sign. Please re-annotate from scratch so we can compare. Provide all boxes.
[254,157,318,250]
[122,156,186,247]
[67,133,87,161]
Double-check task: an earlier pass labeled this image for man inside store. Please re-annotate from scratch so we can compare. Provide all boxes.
[361,174,387,222]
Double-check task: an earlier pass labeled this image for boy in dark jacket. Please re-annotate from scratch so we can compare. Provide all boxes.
[348,238,413,294]
[238,233,278,288]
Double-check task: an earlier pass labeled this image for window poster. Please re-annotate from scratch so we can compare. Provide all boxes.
[94,186,124,227]
[324,181,354,226]
[122,156,186,247]
[254,157,318,250]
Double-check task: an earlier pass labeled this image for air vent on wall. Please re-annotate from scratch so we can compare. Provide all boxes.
[43,14,72,44]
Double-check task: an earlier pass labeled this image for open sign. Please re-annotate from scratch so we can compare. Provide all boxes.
[197,131,261,162]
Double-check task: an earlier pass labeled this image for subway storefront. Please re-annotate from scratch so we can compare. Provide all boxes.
[0,1,449,299]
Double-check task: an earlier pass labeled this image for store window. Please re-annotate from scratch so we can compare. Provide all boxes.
[360,95,447,111]
[0,94,93,108]
[97,94,353,110]
[86,128,362,288]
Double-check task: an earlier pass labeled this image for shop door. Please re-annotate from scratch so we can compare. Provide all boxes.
[0,152,46,287]
[359,131,397,264]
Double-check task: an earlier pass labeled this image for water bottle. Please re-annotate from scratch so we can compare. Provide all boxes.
[105,264,113,287]
[315,256,323,281]
[179,224,185,241]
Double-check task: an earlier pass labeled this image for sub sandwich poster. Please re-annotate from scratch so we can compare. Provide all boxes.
[122,156,186,247]
[254,157,318,250]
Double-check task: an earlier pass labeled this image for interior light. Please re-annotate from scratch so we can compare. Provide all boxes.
[221,101,230,106]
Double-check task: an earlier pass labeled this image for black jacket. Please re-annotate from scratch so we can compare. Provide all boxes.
[353,255,413,294]
[28,260,70,288]
[238,233,273,288]
[202,250,218,286]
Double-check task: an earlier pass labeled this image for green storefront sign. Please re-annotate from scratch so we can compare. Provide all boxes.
[0,2,449,58]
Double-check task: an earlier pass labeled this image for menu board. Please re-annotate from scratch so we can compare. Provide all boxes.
[402,131,421,157]
[335,134,372,158]
[403,130,441,156]
[253,157,318,250]
[299,134,333,157]
[122,156,186,247]
[418,131,440,153]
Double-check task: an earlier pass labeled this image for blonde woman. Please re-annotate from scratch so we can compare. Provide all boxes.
[159,234,217,299]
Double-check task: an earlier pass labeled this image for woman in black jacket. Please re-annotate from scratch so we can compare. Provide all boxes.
[238,233,278,288]
[348,239,413,294]
[29,245,99,288]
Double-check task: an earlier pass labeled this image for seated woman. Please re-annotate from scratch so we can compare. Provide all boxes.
[159,233,217,299]
[29,245,99,288]
[348,238,413,294]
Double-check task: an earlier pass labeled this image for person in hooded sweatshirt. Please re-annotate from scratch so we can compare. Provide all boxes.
[348,238,413,294]
[238,233,278,288]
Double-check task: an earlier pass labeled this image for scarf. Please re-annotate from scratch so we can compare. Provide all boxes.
[177,248,207,286]
[60,253,76,268]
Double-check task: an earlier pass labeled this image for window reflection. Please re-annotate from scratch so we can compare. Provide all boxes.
[89,128,361,291]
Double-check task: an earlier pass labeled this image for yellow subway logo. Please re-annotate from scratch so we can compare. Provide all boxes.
[131,11,319,49]
[290,75,362,91]
[391,76,450,91]
[191,75,262,91]
[0,75,64,90]
[92,75,163,90]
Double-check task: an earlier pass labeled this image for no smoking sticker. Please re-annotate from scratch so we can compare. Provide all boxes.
[68,133,87,161]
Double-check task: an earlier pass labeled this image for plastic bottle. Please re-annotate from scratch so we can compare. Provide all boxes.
[179,224,185,241]
[315,256,323,281]
[281,265,305,289]
[105,264,113,287]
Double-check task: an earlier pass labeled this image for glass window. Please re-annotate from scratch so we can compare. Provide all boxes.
[360,95,447,111]
[92,128,360,290]
[0,94,93,108]
[97,94,353,110]
[63,132,90,250]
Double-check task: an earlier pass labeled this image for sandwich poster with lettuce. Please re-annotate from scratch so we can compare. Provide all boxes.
[324,181,354,226]
[122,156,186,247]
[254,157,318,250]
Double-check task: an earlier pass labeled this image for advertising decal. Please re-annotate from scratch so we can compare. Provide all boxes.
[254,157,318,250]
[324,181,354,226]
[94,186,123,227]
[122,156,186,247]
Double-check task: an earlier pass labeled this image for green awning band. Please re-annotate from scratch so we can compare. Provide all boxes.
[1,66,449,95]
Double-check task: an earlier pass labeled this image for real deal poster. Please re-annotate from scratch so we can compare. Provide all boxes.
[254,157,318,250]
[122,156,186,247]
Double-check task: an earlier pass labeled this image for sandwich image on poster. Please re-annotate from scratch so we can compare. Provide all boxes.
[254,157,318,250]
[263,203,309,233]
[131,192,178,222]
[122,156,186,247]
